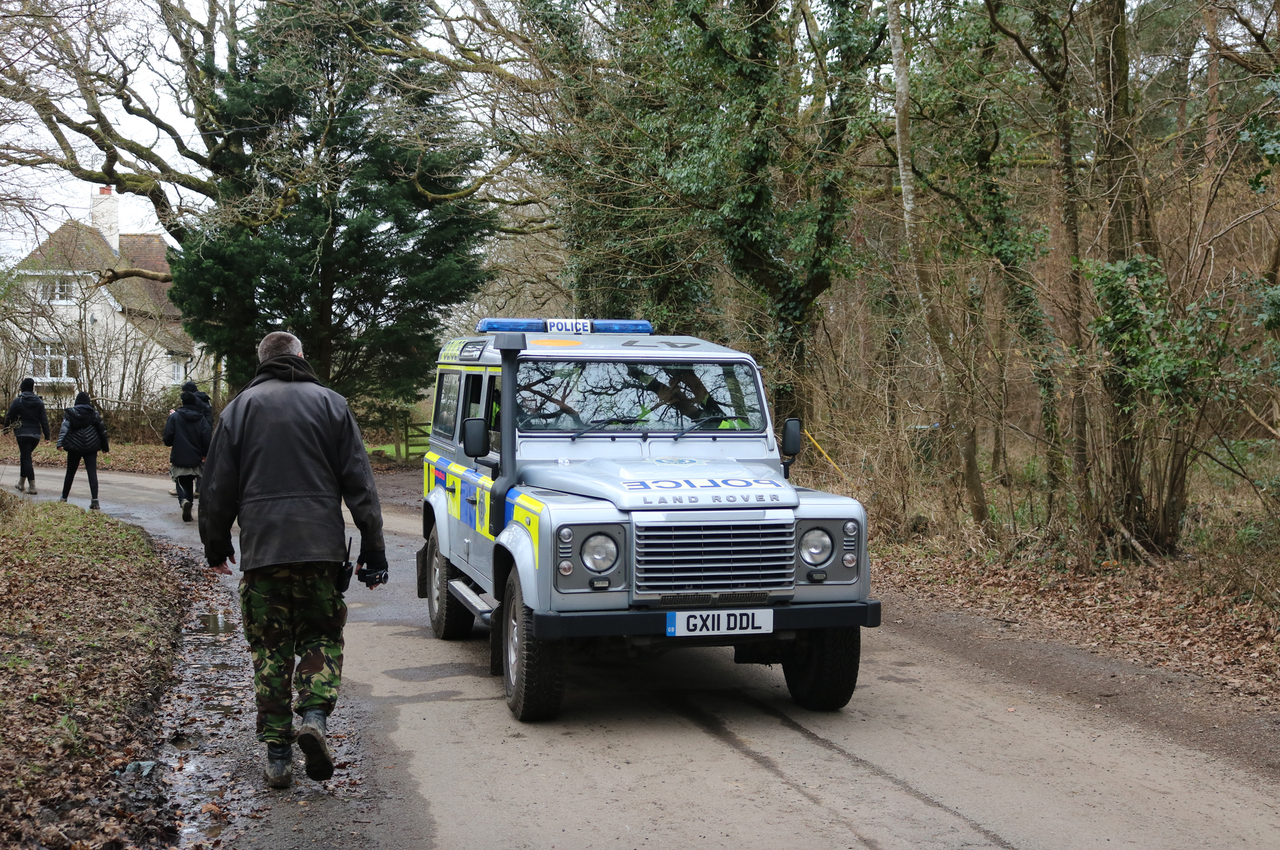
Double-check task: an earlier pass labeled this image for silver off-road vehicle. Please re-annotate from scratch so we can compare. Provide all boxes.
[417,318,880,720]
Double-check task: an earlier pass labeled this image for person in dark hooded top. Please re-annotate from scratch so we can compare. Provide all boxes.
[5,377,51,494]
[164,391,212,522]
[57,390,110,509]
[181,380,214,428]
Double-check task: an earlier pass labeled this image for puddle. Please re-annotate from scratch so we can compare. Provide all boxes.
[195,612,234,634]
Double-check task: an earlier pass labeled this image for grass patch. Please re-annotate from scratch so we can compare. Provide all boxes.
[0,490,186,847]
[0,441,172,475]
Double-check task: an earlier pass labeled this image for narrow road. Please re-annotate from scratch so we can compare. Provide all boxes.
[8,464,1279,849]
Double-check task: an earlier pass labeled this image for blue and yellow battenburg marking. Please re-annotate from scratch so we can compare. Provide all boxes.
[424,453,545,569]
[438,339,467,362]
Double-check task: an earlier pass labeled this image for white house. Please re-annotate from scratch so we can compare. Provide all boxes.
[1,187,211,409]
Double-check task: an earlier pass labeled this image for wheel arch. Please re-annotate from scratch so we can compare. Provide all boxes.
[424,487,450,551]
[494,523,540,611]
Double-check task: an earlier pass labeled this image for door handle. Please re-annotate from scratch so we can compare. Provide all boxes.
[445,484,457,494]
[465,494,479,505]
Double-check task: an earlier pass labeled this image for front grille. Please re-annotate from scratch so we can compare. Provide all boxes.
[634,520,796,595]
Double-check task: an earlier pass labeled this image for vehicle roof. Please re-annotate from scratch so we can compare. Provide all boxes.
[438,332,756,367]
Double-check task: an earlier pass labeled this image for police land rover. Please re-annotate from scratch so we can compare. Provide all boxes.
[417,318,881,720]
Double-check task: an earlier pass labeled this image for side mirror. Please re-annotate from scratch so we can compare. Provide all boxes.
[461,417,490,458]
[781,418,803,457]
[780,418,802,479]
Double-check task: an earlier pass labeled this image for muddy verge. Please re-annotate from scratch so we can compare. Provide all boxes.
[154,560,387,850]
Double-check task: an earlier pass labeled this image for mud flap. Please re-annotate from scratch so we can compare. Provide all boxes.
[415,546,429,599]
[490,603,503,675]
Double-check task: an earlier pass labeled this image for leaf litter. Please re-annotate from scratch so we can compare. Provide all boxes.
[0,489,374,849]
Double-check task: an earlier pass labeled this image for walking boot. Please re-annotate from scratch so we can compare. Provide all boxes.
[181,499,193,522]
[90,499,100,511]
[26,482,36,495]
[296,710,334,781]
[263,742,293,788]
[14,478,25,493]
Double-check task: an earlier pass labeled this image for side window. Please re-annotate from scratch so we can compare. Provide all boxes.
[485,375,501,452]
[463,373,485,421]
[432,372,462,440]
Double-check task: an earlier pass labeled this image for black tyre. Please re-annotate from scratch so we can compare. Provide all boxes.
[782,626,861,711]
[427,528,474,640]
[503,571,566,721]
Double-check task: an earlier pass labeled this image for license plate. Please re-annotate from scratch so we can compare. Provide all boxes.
[666,609,774,637]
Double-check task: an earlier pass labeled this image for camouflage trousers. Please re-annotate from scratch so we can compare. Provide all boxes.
[239,561,347,744]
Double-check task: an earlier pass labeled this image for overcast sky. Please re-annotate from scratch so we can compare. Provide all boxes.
[1,174,170,262]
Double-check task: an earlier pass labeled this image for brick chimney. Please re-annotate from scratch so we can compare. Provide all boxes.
[91,186,119,253]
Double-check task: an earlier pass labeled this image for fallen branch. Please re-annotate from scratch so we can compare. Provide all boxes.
[1113,520,1162,571]
[1243,402,1280,441]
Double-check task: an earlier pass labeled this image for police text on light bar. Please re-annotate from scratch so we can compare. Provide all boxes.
[475,318,654,335]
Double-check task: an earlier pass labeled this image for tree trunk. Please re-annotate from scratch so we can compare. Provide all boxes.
[1053,88,1096,531]
[1098,0,1146,544]
[889,0,992,537]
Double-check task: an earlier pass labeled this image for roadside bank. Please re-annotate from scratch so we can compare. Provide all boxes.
[0,490,187,848]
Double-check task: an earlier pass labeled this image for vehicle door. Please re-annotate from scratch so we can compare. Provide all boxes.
[454,371,500,578]
[428,370,466,562]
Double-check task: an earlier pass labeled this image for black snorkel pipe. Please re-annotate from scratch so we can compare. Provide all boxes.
[490,331,525,537]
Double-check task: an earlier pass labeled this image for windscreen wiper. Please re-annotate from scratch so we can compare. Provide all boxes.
[672,415,728,440]
[569,417,648,440]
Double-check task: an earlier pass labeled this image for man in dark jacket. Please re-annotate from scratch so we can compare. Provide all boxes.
[199,331,386,789]
[164,392,212,522]
[57,391,109,510]
[5,377,50,494]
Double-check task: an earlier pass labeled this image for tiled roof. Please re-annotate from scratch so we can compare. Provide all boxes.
[18,220,190,352]
[17,221,118,270]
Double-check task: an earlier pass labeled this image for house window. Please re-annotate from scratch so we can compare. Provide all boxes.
[41,277,76,303]
[172,361,185,383]
[31,341,81,381]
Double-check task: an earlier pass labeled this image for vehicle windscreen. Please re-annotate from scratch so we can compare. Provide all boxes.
[516,360,767,434]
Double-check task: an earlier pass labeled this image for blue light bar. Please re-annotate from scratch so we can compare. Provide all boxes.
[593,320,654,334]
[475,318,545,333]
[475,318,654,335]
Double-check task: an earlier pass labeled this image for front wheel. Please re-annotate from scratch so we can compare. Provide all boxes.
[782,626,861,711]
[427,528,474,640]
[503,572,566,721]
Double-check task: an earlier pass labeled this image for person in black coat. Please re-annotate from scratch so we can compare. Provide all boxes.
[181,381,214,428]
[57,391,110,509]
[164,391,212,522]
[4,377,51,495]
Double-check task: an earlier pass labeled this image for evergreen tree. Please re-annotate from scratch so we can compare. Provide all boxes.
[169,0,494,401]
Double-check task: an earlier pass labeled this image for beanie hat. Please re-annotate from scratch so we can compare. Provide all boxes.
[182,381,198,393]
[181,392,196,407]
[74,391,91,406]
[20,377,34,392]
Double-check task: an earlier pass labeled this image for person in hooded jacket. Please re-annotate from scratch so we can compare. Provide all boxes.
[4,377,51,494]
[164,391,212,522]
[181,381,215,428]
[57,391,110,509]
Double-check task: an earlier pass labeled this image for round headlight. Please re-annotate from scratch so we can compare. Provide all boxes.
[843,520,859,538]
[800,529,833,566]
[581,533,619,573]
[558,526,574,543]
